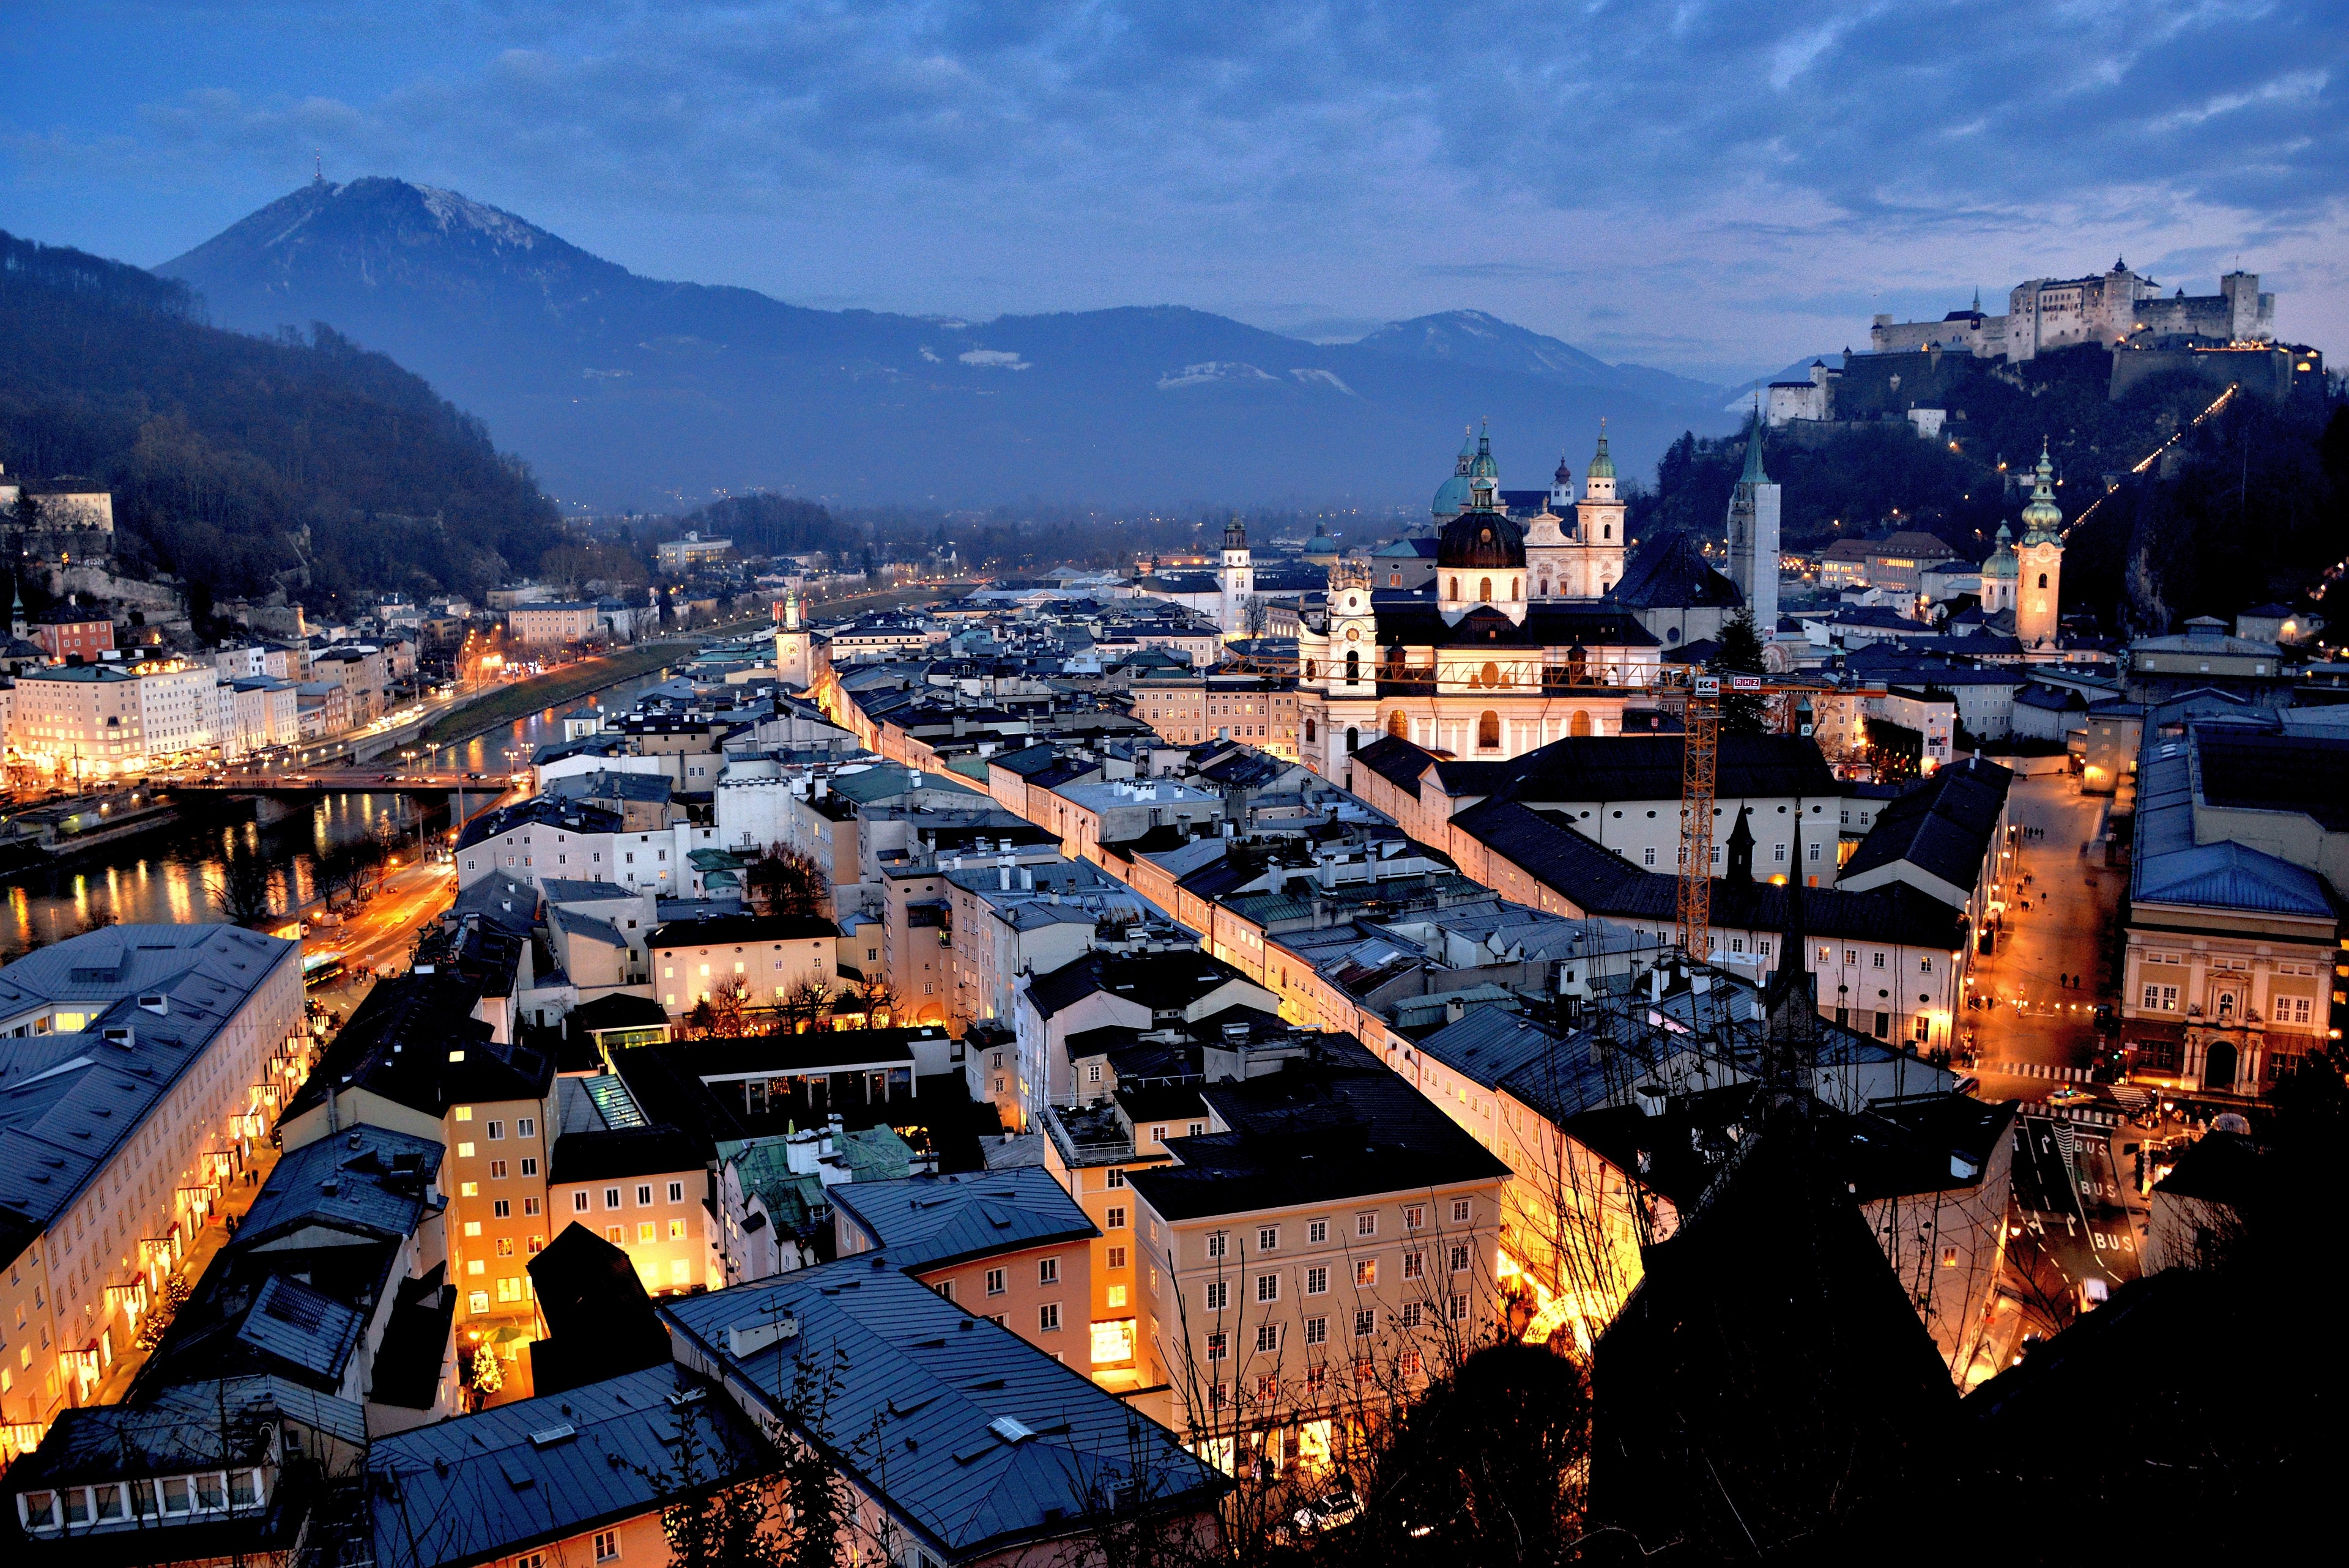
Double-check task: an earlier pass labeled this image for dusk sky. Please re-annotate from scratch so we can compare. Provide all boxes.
[7,1,2343,383]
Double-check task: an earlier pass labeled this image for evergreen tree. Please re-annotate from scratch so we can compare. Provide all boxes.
[1708,608,1769,734]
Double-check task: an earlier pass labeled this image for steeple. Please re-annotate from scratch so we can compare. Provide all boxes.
[1726,807,1756,883]
[1469,420,1499,483]
[1223,514,1247,550]
[1739,405,1770,484]
[2019,443,2063,544]
[1761,822,1817,1092]
[1587,419,1615,481]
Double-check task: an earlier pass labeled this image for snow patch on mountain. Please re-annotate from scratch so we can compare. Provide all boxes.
[414,184,544,250]
[959,349,1031,370]
[1157,361,1278,390]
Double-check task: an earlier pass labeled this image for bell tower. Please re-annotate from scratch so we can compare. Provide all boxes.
[2015,444,2064,651]
[1725,408,1781,634]
[1574,423,1628,597]
[773,589,812,689]
[1217,515,1253,641]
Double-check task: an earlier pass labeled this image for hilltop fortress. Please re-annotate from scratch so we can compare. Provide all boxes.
[1870,261,2274,363]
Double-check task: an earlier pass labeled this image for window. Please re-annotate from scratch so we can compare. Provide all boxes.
[668,1218,688,1240]
[1308,1219,1328,1244]
[1107,1245,1128,1270]
[1402,1250,1423,1279]
[1256,1273,1279,1303]
[1872,952,1887,969]
[1643,846,1657,867]
[1306,1265,1329,1295]
[486,1120,504,1140]
[1206,1232,1227,1260]
[574,1192,590,1212]
[636,1185,653,1206]
[1104,1167,1125,1188]
[1355,1259,1378,1287]
[1403,1204,1425,1230]
[1449,1243,1471,1273]
[492,1199,511,1219]
[496,1237,516,1257]
[636,1221,656,1244]
[518,1117,535,1137]
[1040,1303,1061,1332]
[1353,1309,1375,1338]
[1478,709,1501,749]
[489,1159,508,1180]
[463,1220,483,1237]
[1205,1332,1228,1362]
[1400,1301,1422,1327]
[605,1187,622,1209]
[1450,1198,1471,1224]
[1920,955,1934,974]
[1257,1226,1278,1251]
[1450,1293,1469,1321]
[1204,1280,1228,1311]
[1086,1063,1102,1083]
[458,1142,477,1159]
[1151,1125,1167,1145]
[1106,1205,1126,1229]
[460,1182,478,1197]
[1400,1347,1423,1377]
[986,1268,1006,1296]
[523,1197,540,1217]
[519,1157,538,1177]
[595,1529,621,1562]
[1356,1212,1376,1237]
[1039,1257,1059,1285]
[2142,983,2178,1013]
[937,1279,956,1303]
[1188,1122,1205,1137]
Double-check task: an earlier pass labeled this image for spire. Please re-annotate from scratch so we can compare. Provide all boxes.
[2019,442,2063,543]
[1739,404,1770,485]
[1587,418,1615,481]
[1469,420,1499,481]
[1455,426,1475,476]
[1726,806,1755,883]
[1554,454,1572,486]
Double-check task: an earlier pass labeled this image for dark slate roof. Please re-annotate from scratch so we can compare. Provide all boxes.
[1124,1035,1508,1221]
[236,1125,444,1249]
[524,1223,674,1396]
[10,1375,365,1492]
[647,911,840,948]
[1502,732,1839,804]
[1371,601,1660,649]
[830,1168,1098,1270]
[2152,1130,2268,1205]
[566,991,672,1034]
[547,1125,711,1184]
[278,973,546,1128]
[1839,756,2013,893]
[1349,734,1435,797]
[661,1268,1223,1562]
[367,1365,773,1568]
[1609,531,1745,611]
[368,1266,456,1411]
[453,794,624,852]
[1587,1105,1959,1556]
[2194,729,2349,832]
[1021,949,1256,1021]
[1452,799,1969,947]
[236,1274,365,1381]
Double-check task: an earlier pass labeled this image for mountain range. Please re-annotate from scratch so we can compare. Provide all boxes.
[160,178,1743,514]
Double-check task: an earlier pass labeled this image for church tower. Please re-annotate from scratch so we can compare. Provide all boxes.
[1725,409,1781,634]
[1574,424,1628,597]
[1217,515,1253,641]
[2015,444,2065,650]
[773,589,812,689]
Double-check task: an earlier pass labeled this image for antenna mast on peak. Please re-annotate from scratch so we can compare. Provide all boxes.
[313,149,324,184]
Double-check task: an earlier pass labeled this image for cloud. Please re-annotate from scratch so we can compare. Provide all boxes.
[4,1,2346,372]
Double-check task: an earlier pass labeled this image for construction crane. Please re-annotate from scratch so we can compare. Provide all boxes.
[1676,670,1822,961]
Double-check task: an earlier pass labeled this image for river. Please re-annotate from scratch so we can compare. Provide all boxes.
[0,667,675,960]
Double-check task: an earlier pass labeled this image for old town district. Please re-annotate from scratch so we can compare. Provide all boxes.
[0,424,2339,1568]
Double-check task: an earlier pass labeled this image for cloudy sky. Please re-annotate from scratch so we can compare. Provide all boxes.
[7,1,2343,382]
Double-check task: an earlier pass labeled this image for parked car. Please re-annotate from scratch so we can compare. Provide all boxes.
[1290,1491,1363,1537]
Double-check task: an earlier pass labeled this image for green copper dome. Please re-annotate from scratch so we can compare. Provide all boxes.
[2019,444,2063,544]
[1981,522,2018,579]
[1586,423,1616,481]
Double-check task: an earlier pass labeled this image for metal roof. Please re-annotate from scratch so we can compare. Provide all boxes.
[829,1168,1097,1269]
[368,1365,773,1568]
[662,1268,1222,1563]
[236,1274,365,1381]
[0,925,300,1263]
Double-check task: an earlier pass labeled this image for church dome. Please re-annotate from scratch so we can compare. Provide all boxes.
[2018,445,2064,544]
[1431,472,1474,519]
[1438,505,1526,571]
[1981,523,2018,579]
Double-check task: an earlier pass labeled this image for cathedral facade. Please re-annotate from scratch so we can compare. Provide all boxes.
[1297,429,1660,785]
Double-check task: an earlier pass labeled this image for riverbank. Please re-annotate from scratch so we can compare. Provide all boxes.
[420,642,695,749]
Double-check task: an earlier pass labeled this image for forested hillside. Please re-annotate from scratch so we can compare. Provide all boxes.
[1628,347,2348,634]
[0,230,565,606]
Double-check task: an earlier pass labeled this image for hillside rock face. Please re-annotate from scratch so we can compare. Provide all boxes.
[163,179,1732,512]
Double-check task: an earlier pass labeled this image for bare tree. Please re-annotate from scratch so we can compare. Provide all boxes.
[206,856,279,926]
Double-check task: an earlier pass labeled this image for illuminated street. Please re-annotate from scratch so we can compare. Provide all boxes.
[1966,772,2119,1100]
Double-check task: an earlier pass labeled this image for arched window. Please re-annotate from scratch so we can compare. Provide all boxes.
[1477,711,1501,749]
[2037,572,2048,589]
[1345,727,1360,754]
[1538,577,1550,597]
[1387,710,1409,739]
[1345,649,1360,684]
[1570,709,1592,737]
[1512,578,1521,601]
[1304,659,1316,680]
[1479,577,1493,603]
[1305,717,1316,742]
[1603,525,1612,539]
[1481,660,1500,688]
[1568,645,1589,682]
[1449,576,1460,599]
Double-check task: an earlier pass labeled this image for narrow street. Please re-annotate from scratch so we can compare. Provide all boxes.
[1967,773,2118,1098]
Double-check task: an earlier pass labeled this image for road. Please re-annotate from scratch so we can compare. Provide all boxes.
[303,854,460,1016]
[1967,773,2118,1104]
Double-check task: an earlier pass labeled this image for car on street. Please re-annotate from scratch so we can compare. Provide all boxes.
[2048,1086,2096,1108]
[1289,1491,1363,1537]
